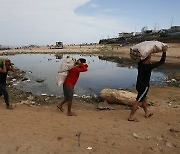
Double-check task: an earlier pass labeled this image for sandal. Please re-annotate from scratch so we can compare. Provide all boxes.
[57,106,64,112]
[128,118,139,122]
[145,113,153,118]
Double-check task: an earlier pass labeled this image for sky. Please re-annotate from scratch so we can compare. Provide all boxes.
[0,0,180,46]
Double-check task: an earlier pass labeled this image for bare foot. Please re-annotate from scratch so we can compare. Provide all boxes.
[67,112,77,116]
[57,105,64,112]
[145,113,153,118]
[128,118,139,122]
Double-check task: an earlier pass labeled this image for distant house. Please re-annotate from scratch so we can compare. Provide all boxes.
[99,25,180,44]
[50,42,63,49]
[152,30,161,34]
[160,26,180,37]
[118,32,133,38]
[169,26,180,32]
[55,42,63,49]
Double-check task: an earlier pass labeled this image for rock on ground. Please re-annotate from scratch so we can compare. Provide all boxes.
[99,88,136,106]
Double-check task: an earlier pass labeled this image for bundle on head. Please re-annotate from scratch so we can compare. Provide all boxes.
[130,41,168,61]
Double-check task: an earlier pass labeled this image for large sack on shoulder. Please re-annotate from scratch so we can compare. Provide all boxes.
[130,41,168,60]
[56,56,75,86]
[59,56,76,73]
[56,72,68,86]
[99,88,136,106]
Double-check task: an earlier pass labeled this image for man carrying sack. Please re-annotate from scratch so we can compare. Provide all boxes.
[57,58,88,116]
[0,59,15,110]
[128,41,168,122]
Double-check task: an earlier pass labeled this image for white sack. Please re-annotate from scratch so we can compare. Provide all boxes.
[130,41,168,60]
[56,57,75,86]
[56,72,68,86]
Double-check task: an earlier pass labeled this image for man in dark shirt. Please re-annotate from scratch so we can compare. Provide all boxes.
[0,59,15,109]
[128,46,167,122]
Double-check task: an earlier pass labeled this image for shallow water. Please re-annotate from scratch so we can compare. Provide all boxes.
[3,54,166,96]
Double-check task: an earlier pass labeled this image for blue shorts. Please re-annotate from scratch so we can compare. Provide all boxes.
[136,86,149,102]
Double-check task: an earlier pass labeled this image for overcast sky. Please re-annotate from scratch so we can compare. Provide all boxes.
[0,0,179,46]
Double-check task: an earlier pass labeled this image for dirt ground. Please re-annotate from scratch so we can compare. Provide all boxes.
[0,43,180,154]
[0,90,179,154]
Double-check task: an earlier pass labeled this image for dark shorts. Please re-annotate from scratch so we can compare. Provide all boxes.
[136,86,149,102]
[63,84,74,101]
[0,83,9,106]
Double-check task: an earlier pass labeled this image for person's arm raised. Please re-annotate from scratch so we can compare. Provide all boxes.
[145,46,167,69]
[74,63,88,72]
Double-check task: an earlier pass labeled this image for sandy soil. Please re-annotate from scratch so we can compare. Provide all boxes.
[0,87,179,154]
[0,43,180,153]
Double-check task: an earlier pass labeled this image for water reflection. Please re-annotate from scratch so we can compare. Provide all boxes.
[2,54,166,96]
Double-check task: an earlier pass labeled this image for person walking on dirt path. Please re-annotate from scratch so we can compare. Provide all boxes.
[128,46,168,122]
[0,59,15,110]
[57,58,88,116]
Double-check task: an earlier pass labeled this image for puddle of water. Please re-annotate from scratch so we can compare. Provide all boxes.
[2,54,166,96]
